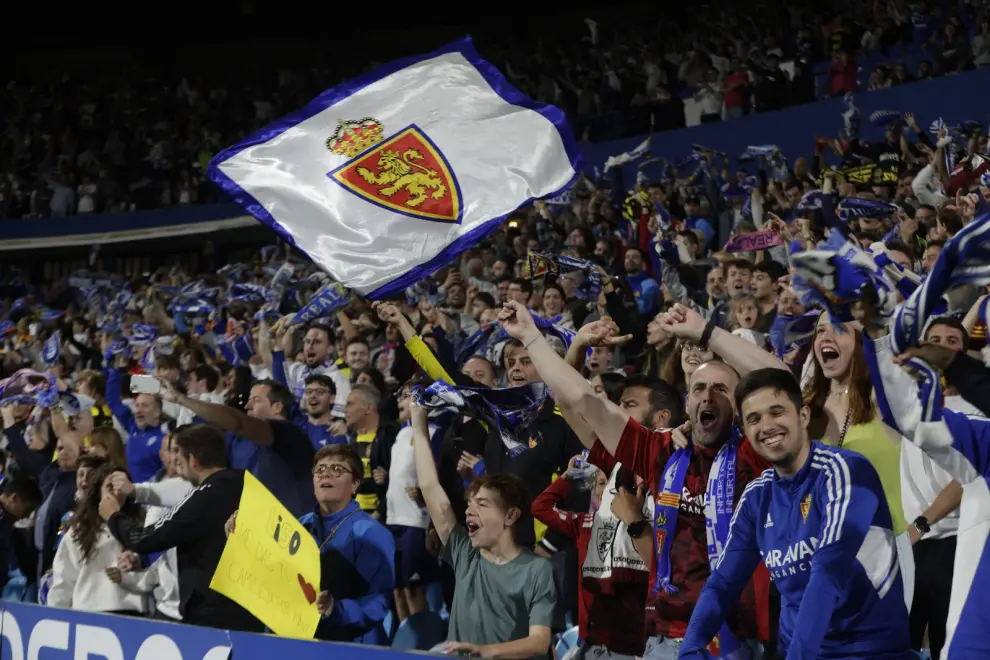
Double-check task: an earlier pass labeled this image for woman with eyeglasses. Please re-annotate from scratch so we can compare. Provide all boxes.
[296,444,396,645]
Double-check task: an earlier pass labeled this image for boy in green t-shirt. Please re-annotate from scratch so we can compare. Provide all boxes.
[411,403,556,659]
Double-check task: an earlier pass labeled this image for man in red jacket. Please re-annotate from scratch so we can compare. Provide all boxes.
[499,301,774,660]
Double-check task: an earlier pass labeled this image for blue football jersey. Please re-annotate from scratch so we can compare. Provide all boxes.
[682,442,910,660]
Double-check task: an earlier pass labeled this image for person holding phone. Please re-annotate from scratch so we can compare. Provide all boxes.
[158,378,316,517]
[105,367,170,483]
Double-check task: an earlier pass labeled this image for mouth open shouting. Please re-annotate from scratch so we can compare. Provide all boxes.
[817,340,844,377]
[697,406,720,432]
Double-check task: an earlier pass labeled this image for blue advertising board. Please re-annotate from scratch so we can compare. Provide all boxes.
[0,601,432,660]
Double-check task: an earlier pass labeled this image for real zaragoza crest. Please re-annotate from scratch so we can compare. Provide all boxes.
[326,118,463,224]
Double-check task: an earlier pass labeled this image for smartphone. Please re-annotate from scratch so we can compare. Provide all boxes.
[129,375,162,395]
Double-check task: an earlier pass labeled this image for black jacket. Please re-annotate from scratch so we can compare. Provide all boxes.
[945,350,990,418]
[2,422,73,580]
[350,421,399,520]
[107,469,264,633]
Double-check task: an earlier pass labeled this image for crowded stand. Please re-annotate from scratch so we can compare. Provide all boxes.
[4,1,989,220]
[4,4,990,660]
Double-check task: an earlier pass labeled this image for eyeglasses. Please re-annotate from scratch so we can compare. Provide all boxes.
[304,388,330,396]
[682,343,709,354]
[313,463,351,477]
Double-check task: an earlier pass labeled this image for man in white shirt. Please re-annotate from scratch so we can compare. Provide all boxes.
[166,365,226,427]
[693,67,723,124]
[386,382,444,623]
[898,318,983,660]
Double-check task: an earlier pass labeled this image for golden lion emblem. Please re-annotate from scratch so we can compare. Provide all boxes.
[356,149,447,208]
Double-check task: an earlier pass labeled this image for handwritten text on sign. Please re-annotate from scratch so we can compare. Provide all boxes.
[210,472,321,639]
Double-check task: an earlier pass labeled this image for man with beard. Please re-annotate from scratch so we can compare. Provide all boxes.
[496,301,782,660]
[271,322,351,419]
[681,368,910,660]
[292,374,346,451]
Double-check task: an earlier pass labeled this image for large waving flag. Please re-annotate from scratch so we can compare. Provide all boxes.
[208,37,580,298]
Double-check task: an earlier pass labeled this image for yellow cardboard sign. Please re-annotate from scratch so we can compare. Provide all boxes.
[210,472,321,639]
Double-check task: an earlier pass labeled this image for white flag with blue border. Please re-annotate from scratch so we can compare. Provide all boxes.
[208,36,581,297]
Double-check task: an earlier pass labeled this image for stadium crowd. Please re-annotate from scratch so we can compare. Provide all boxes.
[3,0,987,220]
[3,87,990,657]
[3,5,990,660]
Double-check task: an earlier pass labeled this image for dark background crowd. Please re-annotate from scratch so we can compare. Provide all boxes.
[3,0,987,220]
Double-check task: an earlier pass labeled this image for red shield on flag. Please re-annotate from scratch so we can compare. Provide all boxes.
[329,125,462,223]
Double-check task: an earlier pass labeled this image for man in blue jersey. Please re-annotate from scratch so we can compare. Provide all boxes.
[680,368,910,660]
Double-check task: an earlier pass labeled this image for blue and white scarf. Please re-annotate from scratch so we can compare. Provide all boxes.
[769,312,818,358]
[836,197,899,221]
[457,314,575,366]
[525,251,602,301]
[41,331,61,367]
[290,282,350,325]
[413,380,547,457]
[891,211,990,355]
[790,230,904,324]
[653,428,746,656]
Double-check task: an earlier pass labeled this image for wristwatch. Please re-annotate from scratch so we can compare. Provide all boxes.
[911,515,931,538]
[627,519,650,539]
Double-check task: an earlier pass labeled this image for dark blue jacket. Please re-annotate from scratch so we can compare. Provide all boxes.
[298,501,395,645]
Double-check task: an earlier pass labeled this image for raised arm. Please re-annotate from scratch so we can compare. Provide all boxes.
[105,366,136,430]
[160,381,275,446]
[2,407,49,476]
[411,402,456,544]
[496,301,631,455]
[50,402,88,446]
[660,303,789,376]
[102,479,216,554]
[863,335,931,439]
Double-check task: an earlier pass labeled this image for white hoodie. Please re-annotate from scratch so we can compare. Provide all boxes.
[49,526,148,614]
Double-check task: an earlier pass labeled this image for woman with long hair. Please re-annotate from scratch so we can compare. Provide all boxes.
[86,427,127,470]
[48,464,147,615]
[59,454,109,546]
[663,338,715,395]
[803,313,910,594]
[540,283,571,328]
[640,310,679,378]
